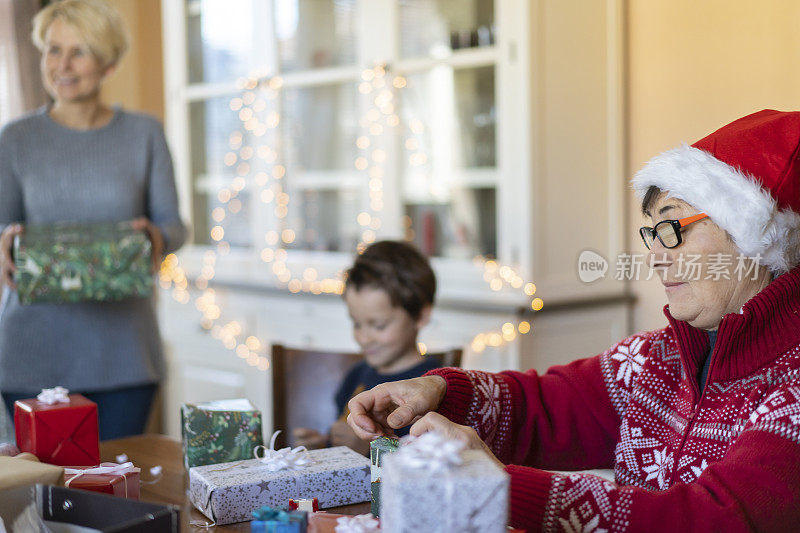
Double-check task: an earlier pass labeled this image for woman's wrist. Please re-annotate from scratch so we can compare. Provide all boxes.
[428,374,448,410]
[423,367,475,426]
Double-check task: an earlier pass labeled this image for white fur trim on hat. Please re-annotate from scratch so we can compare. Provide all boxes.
[632,144,800,273]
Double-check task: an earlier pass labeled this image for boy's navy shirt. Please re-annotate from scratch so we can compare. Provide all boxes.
[335,357,442,437]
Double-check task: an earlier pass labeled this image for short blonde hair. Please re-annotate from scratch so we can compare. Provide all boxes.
[32,0,129,68]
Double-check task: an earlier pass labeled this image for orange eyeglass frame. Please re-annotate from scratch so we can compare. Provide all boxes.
[639,213,709,249]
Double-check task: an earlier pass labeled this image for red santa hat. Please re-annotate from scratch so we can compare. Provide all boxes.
[633,109,800,273]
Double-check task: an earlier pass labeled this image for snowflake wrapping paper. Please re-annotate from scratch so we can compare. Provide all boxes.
[381,449,509,533]
[188,446,370,525]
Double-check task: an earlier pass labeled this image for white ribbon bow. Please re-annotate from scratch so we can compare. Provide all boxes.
[394,432,465,473]
[37,386,70,404]
[335,514,381,533]
[64,462,140,477]
[253,431,313,472]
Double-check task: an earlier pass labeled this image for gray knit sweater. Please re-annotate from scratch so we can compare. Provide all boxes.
[0,106,186,393]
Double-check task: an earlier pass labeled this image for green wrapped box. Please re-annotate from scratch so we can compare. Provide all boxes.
[369,436,399,517]
[13,221,153,305]
[181,399,264,469]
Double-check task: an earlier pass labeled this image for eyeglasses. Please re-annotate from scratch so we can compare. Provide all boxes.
[639,213,708,249]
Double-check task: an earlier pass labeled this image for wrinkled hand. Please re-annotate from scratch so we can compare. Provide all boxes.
[131,218,164,273]
[330,419,370,455]
[346,375,447,440]
[0,223,23,289]
[410,412,504,469]
[292,427,328,450]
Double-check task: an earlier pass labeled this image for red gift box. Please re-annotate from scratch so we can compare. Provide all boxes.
[14,393,100,466]
[64,462,141,499]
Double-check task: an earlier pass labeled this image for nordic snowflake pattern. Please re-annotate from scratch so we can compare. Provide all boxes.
[559,508,608,533]
[463,370,513,457]
[641,447,673,489]
[610,337,647,388]
[506,328,800,532]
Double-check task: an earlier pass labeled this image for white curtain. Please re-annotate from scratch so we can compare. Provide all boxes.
[0,0,46,127]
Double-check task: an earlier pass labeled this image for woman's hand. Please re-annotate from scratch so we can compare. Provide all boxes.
[410,412,505,470]
[292,427,328,450]
[330,419,370,456]
[346,375,447,440]
[131,218,164,273]
[0,223,23,289]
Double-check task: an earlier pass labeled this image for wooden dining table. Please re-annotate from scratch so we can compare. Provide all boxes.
[100,434,370,532]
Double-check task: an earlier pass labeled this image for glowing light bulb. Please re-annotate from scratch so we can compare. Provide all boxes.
[210,226,224,241]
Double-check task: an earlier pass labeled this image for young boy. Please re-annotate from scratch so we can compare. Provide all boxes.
[293,240,440,454]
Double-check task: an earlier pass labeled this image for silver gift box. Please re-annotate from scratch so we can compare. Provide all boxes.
[381,449,509,533]
[188,446,370,525]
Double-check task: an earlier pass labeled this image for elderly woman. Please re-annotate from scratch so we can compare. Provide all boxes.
[0,0,185,439]
[348,110,800,531]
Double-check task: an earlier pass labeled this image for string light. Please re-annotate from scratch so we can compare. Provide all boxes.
[157,63,544,369]
[465,256,543,352]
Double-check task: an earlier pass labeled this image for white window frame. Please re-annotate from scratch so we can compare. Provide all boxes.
[161,0,533,306]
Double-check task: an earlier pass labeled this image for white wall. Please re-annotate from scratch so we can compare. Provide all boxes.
[626,0,800,332]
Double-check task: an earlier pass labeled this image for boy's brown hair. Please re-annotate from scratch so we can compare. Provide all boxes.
[344,241,436,319]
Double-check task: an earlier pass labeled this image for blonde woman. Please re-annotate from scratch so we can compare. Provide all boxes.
[0,0,185,439]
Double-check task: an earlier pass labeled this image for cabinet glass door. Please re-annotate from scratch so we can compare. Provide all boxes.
[399,0,495,58]
[183,0,499,261]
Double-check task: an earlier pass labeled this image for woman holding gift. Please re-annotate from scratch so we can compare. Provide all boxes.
[348,110,800,531]
[0,0,185,439]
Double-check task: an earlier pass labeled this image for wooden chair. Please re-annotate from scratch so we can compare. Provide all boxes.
[271,344,462,448]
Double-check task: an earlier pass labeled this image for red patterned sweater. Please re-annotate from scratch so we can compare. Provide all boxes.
[427,265,800,532]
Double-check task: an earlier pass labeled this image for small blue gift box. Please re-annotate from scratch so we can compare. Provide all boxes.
[250,506,307,533]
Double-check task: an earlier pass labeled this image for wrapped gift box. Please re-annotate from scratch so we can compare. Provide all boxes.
[189,446,370,525]
[307,512,380,533]
[381,440,509,533]
[14,394,100,467]
[289,498,319,512]
[14,220,152,304]
[251,506,308,533]
[369,436,399,517]
[307,512,350,533]
[64,462,141,499]
[0,484,179,532]
[0,455,63,491]
[252,518,305,533]
[307,512,342,533]
[308,512,525,533]
[181,398,264,469]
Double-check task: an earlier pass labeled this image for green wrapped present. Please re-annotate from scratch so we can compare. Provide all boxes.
[369,436,399,516]
[13,221,153,305]
[181,399,264,469]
